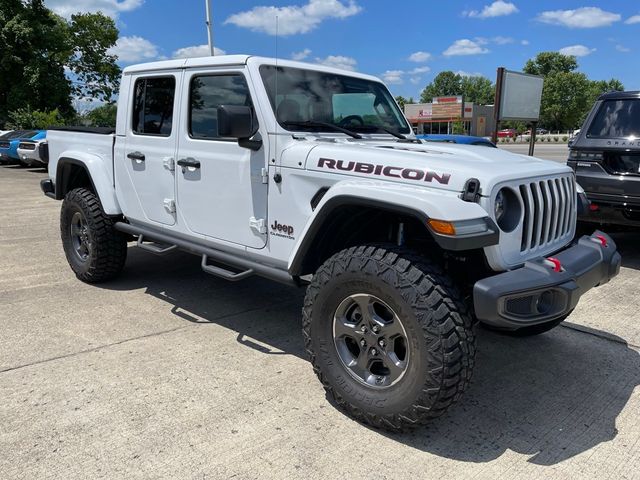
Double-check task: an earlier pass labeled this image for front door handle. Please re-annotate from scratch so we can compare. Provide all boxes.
[177,158,201,169]
[127,151,145,162]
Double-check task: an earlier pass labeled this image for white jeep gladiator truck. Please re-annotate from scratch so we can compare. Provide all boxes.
[42,55,621,430]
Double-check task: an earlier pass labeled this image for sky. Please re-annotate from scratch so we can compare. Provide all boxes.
[45,0,640,98]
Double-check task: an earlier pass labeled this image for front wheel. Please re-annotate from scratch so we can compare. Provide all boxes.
[61,188,127,283]
[302,245,476,430]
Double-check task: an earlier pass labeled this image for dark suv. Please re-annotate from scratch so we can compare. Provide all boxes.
[568,91,640,227]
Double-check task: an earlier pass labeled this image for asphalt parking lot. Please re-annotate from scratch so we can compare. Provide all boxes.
[1,148,639,479]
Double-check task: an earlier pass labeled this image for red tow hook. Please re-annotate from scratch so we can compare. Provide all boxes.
[544,257,563,273]
[593,234,609,248]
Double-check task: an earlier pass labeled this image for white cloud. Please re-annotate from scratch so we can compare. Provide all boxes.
[616,45,631,53]
[45,0,143,18]
[380,66,430,85]
[225,0,361,36]
[171,45,226,58]
[521,39,530,45]
[382,70,404,84]
[456,70,483,77]
[108,36,158,63]
[408,51,432,63]
[291,49,312,61]
[410,66,431,74]
[443,39,490,56]
[559,44,596,57]
[466,1,518,18]
[626,15,640,25]
[315,55,357,71]
[492,36,514,45]
[537,7,621,28]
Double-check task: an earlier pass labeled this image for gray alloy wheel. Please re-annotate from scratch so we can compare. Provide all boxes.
[333,293,409,389]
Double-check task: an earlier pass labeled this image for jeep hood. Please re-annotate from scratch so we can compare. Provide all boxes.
[300,139,572,195]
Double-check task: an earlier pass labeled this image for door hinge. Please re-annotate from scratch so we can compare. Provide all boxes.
[163,199,176,214]
[261,168,269,184]
[163,157,175,172]
[249,216,267,234]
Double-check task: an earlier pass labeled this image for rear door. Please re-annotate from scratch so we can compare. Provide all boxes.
[175,68,268,248]
[121,72,181,226]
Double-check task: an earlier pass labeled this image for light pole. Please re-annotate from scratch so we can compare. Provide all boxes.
[205,0,214,56]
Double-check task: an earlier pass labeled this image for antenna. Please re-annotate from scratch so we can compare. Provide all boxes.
[205,0,215,56]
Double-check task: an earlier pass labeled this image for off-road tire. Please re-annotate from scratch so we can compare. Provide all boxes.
[482,311,571,337]
[302,245,476,430]
[60,188,127,283]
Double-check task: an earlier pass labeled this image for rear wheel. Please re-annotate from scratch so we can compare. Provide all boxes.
[61,188,127,283]
[302,245,476,430]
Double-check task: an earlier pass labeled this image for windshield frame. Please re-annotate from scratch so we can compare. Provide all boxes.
[259,64,411,136]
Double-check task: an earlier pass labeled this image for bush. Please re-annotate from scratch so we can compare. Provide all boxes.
[562,136,568,142]
[554,137,559,142]
[7,108,65,129]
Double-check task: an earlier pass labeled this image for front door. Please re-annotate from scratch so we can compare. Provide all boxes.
[122,73,181,226]
[175,69,268,249]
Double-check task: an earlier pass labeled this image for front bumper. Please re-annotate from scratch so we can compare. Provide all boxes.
[473,231,621,330]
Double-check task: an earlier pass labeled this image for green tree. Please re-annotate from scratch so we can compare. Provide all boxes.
[84,104,118,127]
[460,76,495,105]
[6,108,66,129]
[420,71,494,104]
[394,96,414,110]
[420,71,462,102]
[0,0,120,126]
[523,52,578,76]
[523,52,624,130]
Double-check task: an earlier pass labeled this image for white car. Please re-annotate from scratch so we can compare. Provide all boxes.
[41,55,621,430]
[17,138,48,167]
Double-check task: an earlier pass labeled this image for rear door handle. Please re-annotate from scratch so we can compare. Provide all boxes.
[177,158,201,169]
[127,151,145,161]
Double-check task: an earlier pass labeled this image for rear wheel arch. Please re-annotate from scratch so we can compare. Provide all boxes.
[55,158,97,200]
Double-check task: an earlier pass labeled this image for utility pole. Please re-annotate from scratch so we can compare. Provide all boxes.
[205,0,215,56]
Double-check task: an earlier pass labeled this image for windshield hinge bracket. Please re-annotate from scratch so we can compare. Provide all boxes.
[261,168,269,184]
[249,217,267,234]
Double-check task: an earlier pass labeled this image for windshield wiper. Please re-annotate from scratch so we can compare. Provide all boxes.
[350,125,414,141]
[282,121,362,139]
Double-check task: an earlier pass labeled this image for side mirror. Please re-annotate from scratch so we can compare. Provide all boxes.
[217,105,261,150]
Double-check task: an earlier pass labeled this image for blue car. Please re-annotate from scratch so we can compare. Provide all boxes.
[0,130,45,164]
[417,134,496,148]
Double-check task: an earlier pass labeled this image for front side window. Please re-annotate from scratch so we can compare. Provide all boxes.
[132,77,176,136]
[587,99,640,139]
[189,74,254,139]
[259,65,410,135]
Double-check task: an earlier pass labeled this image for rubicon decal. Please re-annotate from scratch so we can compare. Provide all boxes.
[317,158,451,185]
[270,220,295,240]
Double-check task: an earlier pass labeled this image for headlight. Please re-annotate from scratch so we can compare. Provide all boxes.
[494,188,521,232]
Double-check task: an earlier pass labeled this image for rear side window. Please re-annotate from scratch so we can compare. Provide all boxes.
[189,74,254,140]
[587,99,640,138]
[132,77,176,136]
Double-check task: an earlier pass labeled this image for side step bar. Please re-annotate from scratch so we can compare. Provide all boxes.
[137,235,178,255]
[114,222,296,286]
[201,255,254,282]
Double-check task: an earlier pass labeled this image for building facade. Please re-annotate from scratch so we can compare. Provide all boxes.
[404,96,495,137]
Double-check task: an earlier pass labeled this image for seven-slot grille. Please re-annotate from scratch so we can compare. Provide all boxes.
[518,175,576,253]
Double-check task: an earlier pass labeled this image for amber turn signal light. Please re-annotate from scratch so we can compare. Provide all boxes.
[428,219,456,236]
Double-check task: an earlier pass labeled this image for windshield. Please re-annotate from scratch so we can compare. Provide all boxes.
[587,99,640,138]
[259,65,411,135]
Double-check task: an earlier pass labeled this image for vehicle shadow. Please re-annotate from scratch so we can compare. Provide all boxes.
[611,231,640,269]
[99,247,640,466]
